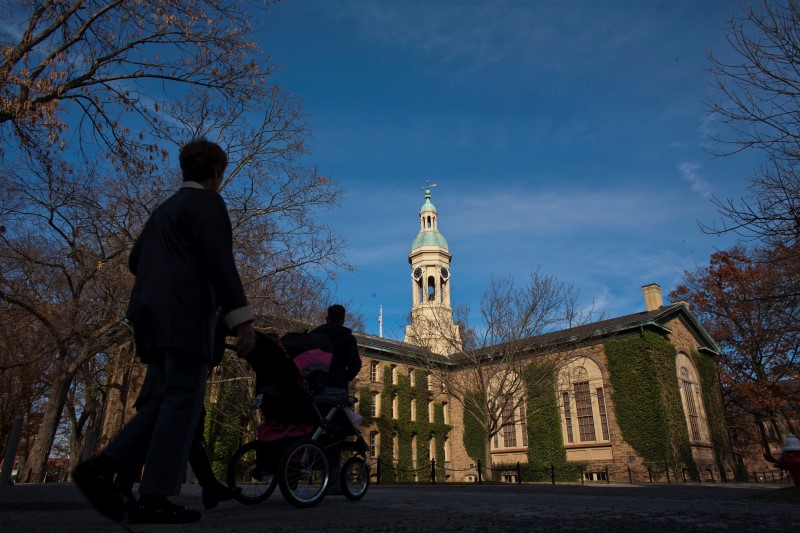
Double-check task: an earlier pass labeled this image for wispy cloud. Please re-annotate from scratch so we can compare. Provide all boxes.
[678,161,713,199]
[321,0,672,77]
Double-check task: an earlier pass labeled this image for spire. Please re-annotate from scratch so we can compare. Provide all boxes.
[412,184,448,251]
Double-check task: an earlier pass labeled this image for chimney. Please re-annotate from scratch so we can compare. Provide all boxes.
[642,283,663,311]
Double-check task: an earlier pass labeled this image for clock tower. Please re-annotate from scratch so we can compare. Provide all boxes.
[404,187,462,356]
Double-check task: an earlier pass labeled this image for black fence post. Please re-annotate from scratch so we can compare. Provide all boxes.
[647,466,652,483]
[606,465,610,484]
[665,459,671,484]
[682,469,687,483]
[430,458,436,485]
[753,471,758,483]
[376,458,381,485]
[516,462,522,484]
[579,464,584,485]
[477,460,482,485]
[551,463,555,485]
[628,466,633,484]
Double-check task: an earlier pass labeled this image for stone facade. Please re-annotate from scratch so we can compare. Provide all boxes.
[352,296,733,484]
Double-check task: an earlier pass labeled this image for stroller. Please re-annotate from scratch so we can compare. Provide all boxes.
[225,331,370,508]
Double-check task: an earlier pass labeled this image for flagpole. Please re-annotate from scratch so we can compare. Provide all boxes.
[379,305,383,338]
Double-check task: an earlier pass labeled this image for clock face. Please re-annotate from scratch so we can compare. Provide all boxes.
[413,266,423,281]
[440,266,450,281]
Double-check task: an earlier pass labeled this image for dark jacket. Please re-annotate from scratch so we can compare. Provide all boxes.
[311,322,362,389]
[126,183,253,363]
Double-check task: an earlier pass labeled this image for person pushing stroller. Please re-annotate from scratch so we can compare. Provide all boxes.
[310,304,362,493]
[311,305,362,403]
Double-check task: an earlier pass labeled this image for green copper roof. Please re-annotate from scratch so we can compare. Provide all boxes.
[421,189,436,212]
[411,231,449,251]
[411,187,448,251]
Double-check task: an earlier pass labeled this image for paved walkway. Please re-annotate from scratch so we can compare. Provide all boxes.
[0,482,797,532]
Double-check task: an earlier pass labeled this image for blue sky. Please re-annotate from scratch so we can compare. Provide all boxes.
[257,0,759,340]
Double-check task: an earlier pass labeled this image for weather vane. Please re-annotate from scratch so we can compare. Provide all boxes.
[422,179,438,190]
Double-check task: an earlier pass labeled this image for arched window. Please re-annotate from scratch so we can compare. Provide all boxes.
[558,358,610,444]
[427,276,436,300]
[676,353,710,443]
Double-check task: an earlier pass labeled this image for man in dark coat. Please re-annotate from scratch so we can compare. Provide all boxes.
[311,304,362,398]
[311,304,361,493]
[73,139,255,524]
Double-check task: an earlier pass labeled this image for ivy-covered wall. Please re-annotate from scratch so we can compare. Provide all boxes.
[204,359,249,481]
[692,349,743,481]
[359,368,451,483]
[604,332,698,479]
[462,390,486,465]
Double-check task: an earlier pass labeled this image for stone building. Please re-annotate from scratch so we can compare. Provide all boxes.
[98,189,736,484]
[348,189,735,483]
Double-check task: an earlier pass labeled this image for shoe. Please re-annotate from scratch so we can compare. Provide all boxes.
[128,497,201,524]
[72,459,129,522]
[201,482,242,510]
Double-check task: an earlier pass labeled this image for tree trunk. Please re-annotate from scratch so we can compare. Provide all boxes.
[483,436,493,481]
[20,368,74,483]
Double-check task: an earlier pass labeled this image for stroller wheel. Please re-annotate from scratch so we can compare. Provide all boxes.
[340,456,369,501]
[278,439,329,508]
[226,441,277,505]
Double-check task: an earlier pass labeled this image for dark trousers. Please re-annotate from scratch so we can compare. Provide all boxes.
[104,350,208,496]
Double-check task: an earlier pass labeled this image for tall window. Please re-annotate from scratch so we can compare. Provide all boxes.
[391,394,398,419]
[371,392,380,417]
[596,387,610,440]
[680,367,701,441]
[391,364,397,385]
[502,400,517,447]
[562,392,574,443]
[411,400,417,421]
[574,381,596,442]
[369,431,379,457]
[409,368,416,386]
[676,353,710,444]
[370,361,379,382]
[519,398,528,447]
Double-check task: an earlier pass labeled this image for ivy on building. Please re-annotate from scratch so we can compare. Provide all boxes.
[604,332,698,479]
[462,390,486,465]
[692,349,745,481]
[204,357,250,481]
[519,361,577,481]
[359,367,451,483]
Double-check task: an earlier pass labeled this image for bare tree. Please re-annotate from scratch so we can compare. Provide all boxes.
[0,304,51,468]
[0,1,354,482]
[0,0,267,158]
[0,151,146,482]
[704,0,800,248]
[410,270,593,480]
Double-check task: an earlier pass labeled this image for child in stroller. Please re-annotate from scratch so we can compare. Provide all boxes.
[226,331,369,508]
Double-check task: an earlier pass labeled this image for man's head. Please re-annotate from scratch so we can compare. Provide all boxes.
[179,138,228,191]
[326,304,346,325]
